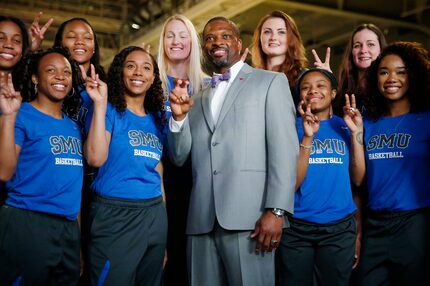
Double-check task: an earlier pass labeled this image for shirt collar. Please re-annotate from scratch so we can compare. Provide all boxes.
[212,60,244,84]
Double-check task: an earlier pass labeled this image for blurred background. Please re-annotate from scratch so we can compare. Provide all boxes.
[1,0,429,74]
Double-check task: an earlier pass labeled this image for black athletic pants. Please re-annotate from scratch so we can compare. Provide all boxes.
[0,205,80,285]
[276,215,356,286]
[357,208,430,286]
[87,194,167,286]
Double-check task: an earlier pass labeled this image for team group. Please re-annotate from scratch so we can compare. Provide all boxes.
[0,8,429,286]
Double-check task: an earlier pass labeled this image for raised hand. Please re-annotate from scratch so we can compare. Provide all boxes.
[343,94,363,133]
[240,47,249,62]
[0,73,22,115]
[79,64,107,104]
[298,100,320,137]
[169,79,193,121]
[29,12,54,52]
[312,47,332,72]
[140,42,151,53]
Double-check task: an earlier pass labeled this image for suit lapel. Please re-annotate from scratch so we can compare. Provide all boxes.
[201,87,215,133]
[216,63,252,128]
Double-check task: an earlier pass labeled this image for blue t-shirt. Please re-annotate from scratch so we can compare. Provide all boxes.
[364,111,430,211]
[86,103,166,200]
[6,103,83,219]
[294,116,357,224]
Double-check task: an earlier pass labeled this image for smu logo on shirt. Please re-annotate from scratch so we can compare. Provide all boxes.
[311,139,346,155]
[308,139,346,164]
[128,130,163,152]
[50,135,83,155]
[366,133,410,160]
[366,133,411,151]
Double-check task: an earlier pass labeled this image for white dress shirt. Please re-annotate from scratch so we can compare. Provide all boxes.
[170,60,244,132]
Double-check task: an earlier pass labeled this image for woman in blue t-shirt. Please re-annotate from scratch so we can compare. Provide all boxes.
[0,16,33,202]
[0,47,83,285]
[53,20,107,280]
[83,46,167,286]
[276,68,365,286]
[356,42,430,286]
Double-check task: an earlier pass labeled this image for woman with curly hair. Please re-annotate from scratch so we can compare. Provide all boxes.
[0,47,83,285]
[251,10,308,104]
[356,42,430,286]
[83,46,167,286]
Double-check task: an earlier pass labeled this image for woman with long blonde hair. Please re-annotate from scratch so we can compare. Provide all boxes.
[157,14,206,285]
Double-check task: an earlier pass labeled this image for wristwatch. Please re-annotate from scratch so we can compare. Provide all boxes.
[271,208,285,217]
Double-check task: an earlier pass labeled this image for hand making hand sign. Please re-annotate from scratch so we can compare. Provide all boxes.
[29,12,54,52]
[169,78,193,121]
[79,64,107,105]
[0,72,21,116]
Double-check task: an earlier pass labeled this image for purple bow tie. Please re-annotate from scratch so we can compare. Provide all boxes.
[211,70,231,88]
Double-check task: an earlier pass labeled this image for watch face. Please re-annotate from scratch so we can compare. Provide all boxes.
[272,208,285,217]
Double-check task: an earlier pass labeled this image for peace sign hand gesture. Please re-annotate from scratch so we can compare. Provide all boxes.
[298,100,320,137]
[0,73,22,116]
[343,94,363,134]
[312,47,332,72]
[29,12,54,52]
[79,64,107,105]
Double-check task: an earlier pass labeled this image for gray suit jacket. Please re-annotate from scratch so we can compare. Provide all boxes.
[168,63,299,235]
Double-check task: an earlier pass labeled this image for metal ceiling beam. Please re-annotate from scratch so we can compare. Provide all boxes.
[0,5,123,33]
[102,0,265,66]
[267,0,430,35]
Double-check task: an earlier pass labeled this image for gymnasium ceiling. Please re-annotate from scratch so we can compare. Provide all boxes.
[1,0,429,71]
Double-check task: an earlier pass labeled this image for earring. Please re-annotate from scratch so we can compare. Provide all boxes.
[34,83,38,94]
[67,87,75,98]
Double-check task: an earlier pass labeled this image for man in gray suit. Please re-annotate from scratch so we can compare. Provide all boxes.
[168,17,299,286]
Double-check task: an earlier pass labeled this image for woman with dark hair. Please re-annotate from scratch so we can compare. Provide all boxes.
[0,13,52,200]
[357,42,430,286]
[54,18,104,79]
[276,68,365,286]
[0,14,37,92]
[53,20,106,279]
[83,46,167,285]
[334,23,387,114]
[328,23,387,272]
[0,16,30,75]
[0,15,31,200]
[0,47,83,285]
[1,13,53,77]
[251,10,307,103]
[53,17,105,127]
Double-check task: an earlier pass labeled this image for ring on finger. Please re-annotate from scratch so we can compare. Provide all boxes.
[271,240,279,245]
[349,107,355,113]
